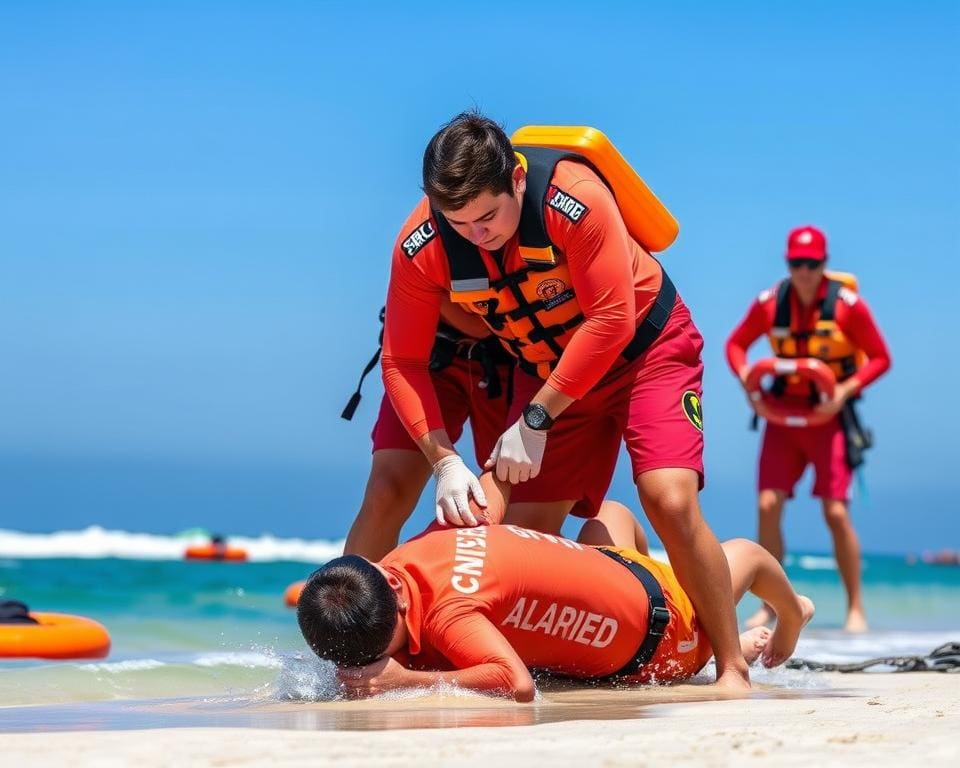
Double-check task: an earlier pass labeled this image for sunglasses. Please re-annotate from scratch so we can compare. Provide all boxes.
[788,258,824,270]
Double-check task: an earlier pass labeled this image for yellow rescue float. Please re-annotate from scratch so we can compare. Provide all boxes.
[510,125,679,253]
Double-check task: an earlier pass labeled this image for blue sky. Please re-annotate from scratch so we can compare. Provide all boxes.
[1,2,957,551]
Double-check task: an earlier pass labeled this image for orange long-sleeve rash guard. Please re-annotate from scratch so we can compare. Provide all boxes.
[382,160,664,440]
[383,524,652,693]
[725,279,892,392]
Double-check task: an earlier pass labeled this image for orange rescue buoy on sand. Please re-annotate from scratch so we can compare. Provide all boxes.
[284,580,305,608]
[746,357,836,428]
[0,612,111,660]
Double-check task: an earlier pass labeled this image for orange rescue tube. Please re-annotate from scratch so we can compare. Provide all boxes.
[510,125,679,253]
[284,580,305,608]
[746,357,836,428]
[184,545,248,561]
[0,612,111,660]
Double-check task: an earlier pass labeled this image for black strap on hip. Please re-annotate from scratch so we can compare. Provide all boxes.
[468,337,512,400]
[840,398,873,469]
[597,548,671,677]
[341,306,385,421]
[621,267,677,361]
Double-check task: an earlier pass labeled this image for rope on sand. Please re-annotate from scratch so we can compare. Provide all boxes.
[786,642,960,673]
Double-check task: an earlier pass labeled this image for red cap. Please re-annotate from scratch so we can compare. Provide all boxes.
[786,225,827,260]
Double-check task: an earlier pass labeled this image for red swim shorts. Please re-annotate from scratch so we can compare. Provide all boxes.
[371,355,511,467]
[510,296,706,517]
[758,417,851,501]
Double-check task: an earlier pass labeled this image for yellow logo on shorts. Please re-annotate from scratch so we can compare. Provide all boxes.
[682,391,703,431]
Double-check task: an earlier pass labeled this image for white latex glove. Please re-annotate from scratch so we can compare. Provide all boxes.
[432,455,487,527]
[485,417,548,484]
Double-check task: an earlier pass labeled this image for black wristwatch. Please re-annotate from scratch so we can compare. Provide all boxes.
[522,403,555,431]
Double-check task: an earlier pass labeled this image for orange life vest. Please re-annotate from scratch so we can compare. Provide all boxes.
[767,272,866,389]
[435,143,676,380]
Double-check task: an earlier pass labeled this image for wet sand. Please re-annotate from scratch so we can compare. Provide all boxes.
[1,673,957,765]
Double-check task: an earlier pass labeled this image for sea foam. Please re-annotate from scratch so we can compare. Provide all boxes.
[0,526,344,562]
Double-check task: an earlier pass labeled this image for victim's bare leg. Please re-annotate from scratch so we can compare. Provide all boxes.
[503,500,575,535]
[721,538,815,667]
[576,500,650,554]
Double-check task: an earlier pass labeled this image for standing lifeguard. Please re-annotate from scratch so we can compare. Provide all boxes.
[726,226,892,632]
[381,112,750,689]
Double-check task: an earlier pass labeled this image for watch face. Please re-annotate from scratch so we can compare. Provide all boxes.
[524,404,549,430]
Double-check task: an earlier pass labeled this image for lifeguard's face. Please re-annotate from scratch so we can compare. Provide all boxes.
[788,258,826,301]
[439,166,525,251]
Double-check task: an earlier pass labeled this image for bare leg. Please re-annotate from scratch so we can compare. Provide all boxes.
[344,449,432,560]
[721,538,815,667]
[822,498,868,633]
[503,500,575,535]
[576,500,650,554]
[746,489,788,628]
[638,468,750,690]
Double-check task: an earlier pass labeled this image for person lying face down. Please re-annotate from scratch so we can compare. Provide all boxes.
[297,499,815,702]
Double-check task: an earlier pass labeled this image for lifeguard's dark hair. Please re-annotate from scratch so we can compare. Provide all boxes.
[296,555,398,668]
[422,111,518,211]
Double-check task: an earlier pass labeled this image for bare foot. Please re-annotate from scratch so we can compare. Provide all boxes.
[739,626,772,665]
[744,604,775,629]
[844,608,868,634]
[762,595,815,668]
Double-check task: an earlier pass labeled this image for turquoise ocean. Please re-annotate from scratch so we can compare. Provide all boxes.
[1,528,958,732]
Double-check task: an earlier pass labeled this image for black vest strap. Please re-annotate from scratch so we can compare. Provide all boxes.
[514,264,676,378]
[433,210,491,292]
[621,268,677,361]
[341,306,385,421]
[773,279,792,325]
[514,146,607,249]
[596,548,670,678]
[819,279,842,322]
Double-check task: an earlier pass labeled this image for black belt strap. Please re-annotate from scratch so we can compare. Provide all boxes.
[621,268,677,361]
[597,548,671,677]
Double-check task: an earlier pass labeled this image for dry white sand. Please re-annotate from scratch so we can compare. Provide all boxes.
[1,672,957,767]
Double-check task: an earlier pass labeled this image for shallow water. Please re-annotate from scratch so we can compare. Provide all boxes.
[0,672,845,733]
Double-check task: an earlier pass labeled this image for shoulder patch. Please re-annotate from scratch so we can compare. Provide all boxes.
[837,286,859,306]
[758,289,773,303]
[400,219,437,259]
[546,185,589,224]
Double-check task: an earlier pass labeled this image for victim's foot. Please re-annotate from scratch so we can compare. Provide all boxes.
[739,626,773,665]
[739,626,772,665]
[844,608,868,634]
[762,595,815,668]
[744,604,775,629]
